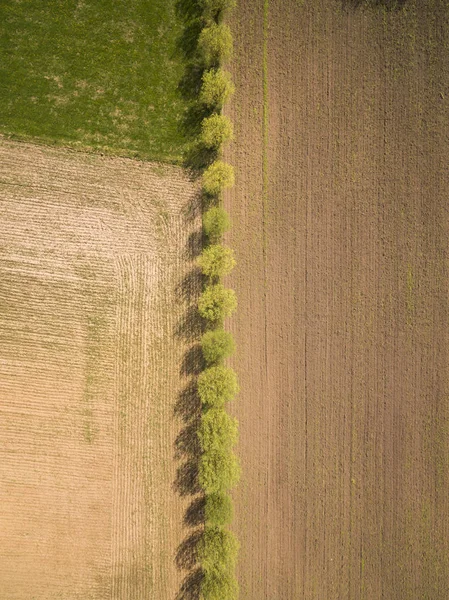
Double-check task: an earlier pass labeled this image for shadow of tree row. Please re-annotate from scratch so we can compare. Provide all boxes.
[176,568,204,600]
[173,211,206,600]
[174,273,206,597]
[174,0,223,171]
[173,380,206,599]
[173,270,205,493]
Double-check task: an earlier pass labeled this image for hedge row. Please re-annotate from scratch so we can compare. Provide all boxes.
[189,1,240,598]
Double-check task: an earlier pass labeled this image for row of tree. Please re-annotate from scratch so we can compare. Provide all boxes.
[191,1,240,598]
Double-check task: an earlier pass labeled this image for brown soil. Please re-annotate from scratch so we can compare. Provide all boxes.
[225,1,449,598]
[0,138,201,599]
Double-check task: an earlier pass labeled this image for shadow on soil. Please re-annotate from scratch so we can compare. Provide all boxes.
[184,495,206,527]
[175,267,206,346]
[174,295,205,599]
[176,529,203,571]
[173,381,205,598]
[173,206,205,599]
[181,344,205,377]
[175,303,207,344]
[175,568,204,600]
[176,268,202,301]
[186,232,204,260]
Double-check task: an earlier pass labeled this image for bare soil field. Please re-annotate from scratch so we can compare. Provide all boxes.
[0,138,200,599]
[226,1,449,598]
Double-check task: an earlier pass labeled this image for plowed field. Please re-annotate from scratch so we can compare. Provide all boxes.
[0,138,200,599]
[225,1,449,598]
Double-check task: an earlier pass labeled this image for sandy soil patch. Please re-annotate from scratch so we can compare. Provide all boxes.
[0,138,200,599]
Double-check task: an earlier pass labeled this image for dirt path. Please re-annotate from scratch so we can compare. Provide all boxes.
[225,1,449,598]
[0,139,200,599]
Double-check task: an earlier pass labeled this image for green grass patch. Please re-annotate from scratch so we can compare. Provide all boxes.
[0,0,189,162]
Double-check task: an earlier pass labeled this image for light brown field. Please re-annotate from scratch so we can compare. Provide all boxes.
[226,1,449,598]
[0,138,200,599]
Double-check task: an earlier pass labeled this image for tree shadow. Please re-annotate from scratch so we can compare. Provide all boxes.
[175,0,204,25]
[175,304,207,343]
[182,190,202,224]
[175,567,204,600]
[173,390,203,497]
[176,268,203,303]
[201,188,223,211]
[174,380,202,423]
[176,19,204,62]
[174,3,211,173]
[185,142,219,171]
[181,344,205,377]
[180,185,217,233]
[184,495,206,527]
[181,103,213,140]
[174,3,212,598]
[175,458,202,497]
[185,231,204,260]
[175,418,202,460]
[179,62,206,102]
[176,529,203,571]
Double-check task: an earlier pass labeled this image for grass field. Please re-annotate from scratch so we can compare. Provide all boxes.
[0,0,188,163]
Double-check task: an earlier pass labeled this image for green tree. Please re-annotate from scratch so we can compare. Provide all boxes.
[204,493,234,527]
[200,114,234,149]
[198,284,237,322]
[201,329,236,364]
[198,525,240,573]
[197,245,236,279]
[197,365,239,407]
[199,447,241,493]
[198,408,238,452]
[198,22,233,67]
[201,570,239,600]
[205,492,234,526]
[203,206,231,243]
[203,160,235,196]
[200,68,235,109]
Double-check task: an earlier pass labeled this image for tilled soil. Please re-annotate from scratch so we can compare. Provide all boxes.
[0,139,200,599]
[225,1,449,598]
